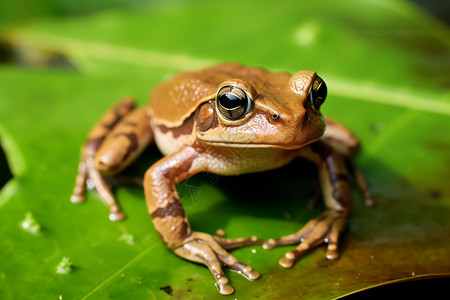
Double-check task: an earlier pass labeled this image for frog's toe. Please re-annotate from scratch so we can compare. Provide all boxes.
[174,232,260,295]
[323,213,346,260]
[109,211,125,221]
[200,233,261,280]
[174,239,233,294]
[214,234,262,250]
[279,251,297,268]
[264,209,348,267]
[218,281,234,295]
[70,193,85,204]
[262,238,281,250]
[262,231,304,250]
[278,240,337,268]
[221,254,261,280]
[108,205,126,221]
[279,238,323,268]
[325,243,339,260]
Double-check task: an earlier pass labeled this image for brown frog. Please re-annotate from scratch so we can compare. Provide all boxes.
[71,63,373,295]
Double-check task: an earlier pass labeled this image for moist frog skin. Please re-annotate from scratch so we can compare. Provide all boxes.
[71,63,373,295]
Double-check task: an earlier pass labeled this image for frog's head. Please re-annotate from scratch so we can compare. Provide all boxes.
[196,70,327,149]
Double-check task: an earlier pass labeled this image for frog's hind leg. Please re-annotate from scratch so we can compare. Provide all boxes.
[71,98,153,221]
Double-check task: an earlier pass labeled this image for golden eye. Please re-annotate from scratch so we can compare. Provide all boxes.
[216,85,252,120]
[309,75,327,109]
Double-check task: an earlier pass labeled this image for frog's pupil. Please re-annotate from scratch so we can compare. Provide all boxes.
[219,93,245,109]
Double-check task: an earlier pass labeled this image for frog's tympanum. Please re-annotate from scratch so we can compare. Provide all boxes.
[71,64,372,295]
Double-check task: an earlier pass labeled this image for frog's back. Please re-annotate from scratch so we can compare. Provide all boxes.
[149,63,290,127]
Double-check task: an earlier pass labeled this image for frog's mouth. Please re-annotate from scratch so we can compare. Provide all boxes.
[202,136,322,150]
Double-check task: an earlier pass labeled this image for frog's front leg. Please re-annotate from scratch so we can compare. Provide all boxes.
[144,146,260,295]
[263,144,351,268]
[71,98,153,220]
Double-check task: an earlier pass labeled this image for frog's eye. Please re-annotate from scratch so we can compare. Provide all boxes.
[216,85,252,120]
[309,76,327,110]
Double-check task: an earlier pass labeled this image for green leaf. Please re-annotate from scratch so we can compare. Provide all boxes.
[1,0,449,299]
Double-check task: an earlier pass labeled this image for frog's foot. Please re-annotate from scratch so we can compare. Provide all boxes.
[174,231,261,295]
[71,155,125,221]
[263,209,348,268]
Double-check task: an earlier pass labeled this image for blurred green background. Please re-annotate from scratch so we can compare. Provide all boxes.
[0,0,449,299]
[0,0,448,25]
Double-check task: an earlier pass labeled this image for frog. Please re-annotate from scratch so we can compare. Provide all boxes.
[71,63,373,295]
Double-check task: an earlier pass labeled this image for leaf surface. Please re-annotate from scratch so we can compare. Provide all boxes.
[1,0,449,299]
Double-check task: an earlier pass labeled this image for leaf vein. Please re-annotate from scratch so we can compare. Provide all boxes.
[80,244,158,299]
